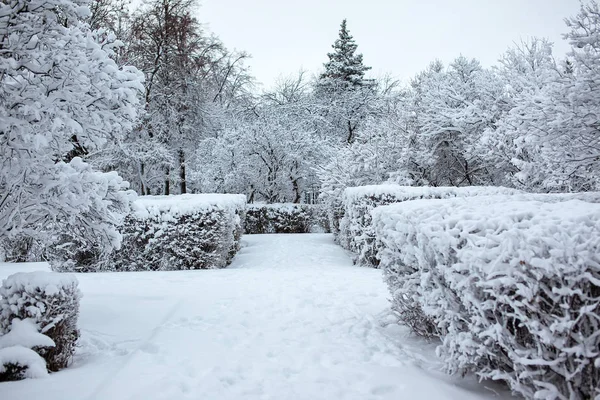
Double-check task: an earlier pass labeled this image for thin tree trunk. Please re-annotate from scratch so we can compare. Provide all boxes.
[291,176,301,203]
[140,162,146,195]
[164,168,170,195]
[179,149,187,194]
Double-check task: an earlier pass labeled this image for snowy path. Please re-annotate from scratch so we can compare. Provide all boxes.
[1,234,511,400]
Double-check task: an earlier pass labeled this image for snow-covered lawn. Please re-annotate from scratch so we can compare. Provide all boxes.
[0,234,511,400]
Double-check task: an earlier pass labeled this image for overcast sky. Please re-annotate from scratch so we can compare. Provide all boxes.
[198,0,581,90]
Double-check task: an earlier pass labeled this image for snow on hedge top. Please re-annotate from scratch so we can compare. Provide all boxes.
[342,184,521,203]
[1,271,79,299]
[372,196,600,268]
[247,203,309,210]
[133,194,247,219]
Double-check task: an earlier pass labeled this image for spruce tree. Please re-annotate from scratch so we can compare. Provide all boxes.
[315,19,375,143]
[318,19,373,92]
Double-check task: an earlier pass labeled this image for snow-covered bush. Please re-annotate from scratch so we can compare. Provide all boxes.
[111,194,246,271]
[0,0,143,267]
[340,185,521,266]
[373,195,600,399]
[244,204,328,234]
[0,272,81,373]
[0,346,49,381]
[0,318,55,381]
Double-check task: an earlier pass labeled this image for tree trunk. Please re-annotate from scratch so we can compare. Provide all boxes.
[164,168,170,195]
[179,149,187,194]
[291,176,301,203]
[140,162,146,195]
[346,120,355,144]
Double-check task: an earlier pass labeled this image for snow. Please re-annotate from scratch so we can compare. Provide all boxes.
[0,262,51,278]
[0,319,55,349]
[0,234,510,400]
[1,271,79,300]
[133,194,247,219]
[342,184,521,202]
[0,346,48,379]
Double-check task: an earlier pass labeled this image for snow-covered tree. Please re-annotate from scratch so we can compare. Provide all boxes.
[315,19,376,144]
[112,0,253,195]
[318,19,373,91]
[0,0,143,264]
[407,57,504,187]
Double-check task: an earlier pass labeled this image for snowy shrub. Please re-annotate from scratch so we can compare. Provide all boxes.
[244,204,328,234]
[373,195,600,400]
[0,272,81,373]
[0,0,142,268]
[340,185,521,267]
[0,318,55,381]
[111,194,246,271]
[0,347,49,381]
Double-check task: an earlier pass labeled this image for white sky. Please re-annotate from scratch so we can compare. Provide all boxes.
[198,0,581,90]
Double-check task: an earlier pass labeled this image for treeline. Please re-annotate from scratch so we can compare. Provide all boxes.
[2,0,599,262]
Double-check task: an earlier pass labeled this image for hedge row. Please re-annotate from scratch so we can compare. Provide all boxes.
[338,185,521,266]
[372,194,600,400]
[109,194,246,271]
[244,203,329,234]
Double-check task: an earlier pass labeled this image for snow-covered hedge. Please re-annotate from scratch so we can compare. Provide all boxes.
[111,194,246,271]
[244,203,329,234]
[373,196,600,400]
[339,185,521,266]
[0,272,81,374]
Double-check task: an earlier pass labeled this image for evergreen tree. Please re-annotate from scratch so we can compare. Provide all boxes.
[318,19,373,91]
[315,19,376,144]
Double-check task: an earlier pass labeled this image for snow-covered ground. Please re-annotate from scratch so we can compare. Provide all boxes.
[0,234,512,400]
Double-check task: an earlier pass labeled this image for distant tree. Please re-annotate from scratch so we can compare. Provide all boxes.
[315,19,376,144]
[317,19,373,91]
[115,0,253,195]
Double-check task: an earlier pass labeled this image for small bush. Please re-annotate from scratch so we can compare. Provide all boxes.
[0,347,49,381]
[373,195,600,400]
[244,204,329,234]
[110,194,246,271]
[0,272,81,372]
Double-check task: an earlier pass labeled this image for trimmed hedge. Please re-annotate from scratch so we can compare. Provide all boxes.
[110,194,246,271]
[244,204,330,234]
[0,272,81,374]
[372,195,600,400]
[339,185,521,267]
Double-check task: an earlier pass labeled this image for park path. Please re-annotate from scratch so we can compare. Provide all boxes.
[1,234,510,400]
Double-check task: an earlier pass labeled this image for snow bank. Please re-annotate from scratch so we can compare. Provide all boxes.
[372,195,600,400]
[245,203,329,234]
[112,194,247,270]
[0,346,48,380]
[339,185,521,266]
[0,271,81,372]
